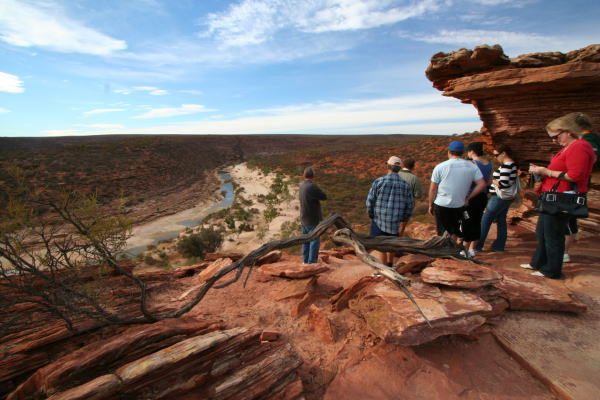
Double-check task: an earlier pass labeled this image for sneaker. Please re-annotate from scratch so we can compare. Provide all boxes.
[530,271,545,277]
[468,249,477,258]
[519,263,535,270]
[459,250,467,257]
[563,253,571,263]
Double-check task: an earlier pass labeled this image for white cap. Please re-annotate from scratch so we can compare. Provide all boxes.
[387,156,402,166]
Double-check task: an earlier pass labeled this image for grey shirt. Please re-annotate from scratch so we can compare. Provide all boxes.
[299,180,327,227]
[397,169,423,200]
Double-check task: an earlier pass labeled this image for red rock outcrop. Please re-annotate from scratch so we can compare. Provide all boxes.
[427,44,600,166]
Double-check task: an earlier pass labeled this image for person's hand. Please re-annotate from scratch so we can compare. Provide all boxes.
[428,204,434,216]
[464,197,470,207]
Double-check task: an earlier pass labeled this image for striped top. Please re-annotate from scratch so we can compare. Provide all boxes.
[490,162,518,194]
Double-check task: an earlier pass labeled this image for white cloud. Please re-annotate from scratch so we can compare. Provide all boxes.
[0,0,126,55]
[405,29,563,53]
[134,104,216,119]
[0,72,25,93]
[75,123,125,129]
[178,89,203,95]
[202,0,443,47]
[115,86,169,96]
[0,107,9,113]
[83,108,126,116]
[68,95,478,134]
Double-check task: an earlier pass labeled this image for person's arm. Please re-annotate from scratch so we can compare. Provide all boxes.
[414,178,423,199]
[466,178,486,206]
[366,182,377,219]
[312,185,327,200]
[402,186,414,221]
[428,181,438,216]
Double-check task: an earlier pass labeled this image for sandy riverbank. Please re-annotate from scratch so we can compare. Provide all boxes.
[220,163,300,254]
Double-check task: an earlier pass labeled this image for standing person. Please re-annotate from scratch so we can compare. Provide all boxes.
[397,158,423,236]
[521,113,595,278]
[475,145,518,253]
[462,142,493,257]
[428,141,486,242]
[366,156,414,267]
[299,167,327,264]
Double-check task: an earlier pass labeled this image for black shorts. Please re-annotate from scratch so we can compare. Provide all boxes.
[433,204,464,237]
[462,192,488,241]
[566,216,578,235]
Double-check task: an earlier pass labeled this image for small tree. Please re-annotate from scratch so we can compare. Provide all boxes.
[177,227,223,259]
[0,167,154,333]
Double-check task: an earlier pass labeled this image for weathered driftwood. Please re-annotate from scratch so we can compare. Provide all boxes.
[166,214,464,324]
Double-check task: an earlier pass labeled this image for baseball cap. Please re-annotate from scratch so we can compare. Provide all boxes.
[387,156,402,166]
[448,141,464,152]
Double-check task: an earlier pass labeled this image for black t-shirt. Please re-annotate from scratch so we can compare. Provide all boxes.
[299,180,327,226]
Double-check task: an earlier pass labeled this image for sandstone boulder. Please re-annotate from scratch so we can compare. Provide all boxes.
[197,257,234,283]
[493,268,587,313]
[259,261,329,279]
[421,259,502,289]
[394,253,432,274]
[347,280,491,346]
[306,305,336,344]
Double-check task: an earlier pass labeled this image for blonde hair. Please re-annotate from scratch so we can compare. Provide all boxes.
[546,112,596,138]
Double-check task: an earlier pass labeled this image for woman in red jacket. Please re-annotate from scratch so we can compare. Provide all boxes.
[521,113,595,279]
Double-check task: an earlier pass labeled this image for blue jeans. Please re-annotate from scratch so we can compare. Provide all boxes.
[475,195,513,251]
[302,224,320,264]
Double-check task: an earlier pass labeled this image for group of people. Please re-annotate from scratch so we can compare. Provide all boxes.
[299,112,597,280]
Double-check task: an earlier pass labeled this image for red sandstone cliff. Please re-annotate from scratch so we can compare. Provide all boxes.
[426,44,600,166]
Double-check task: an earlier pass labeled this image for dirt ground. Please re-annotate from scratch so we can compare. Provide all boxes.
[168,221,598,400]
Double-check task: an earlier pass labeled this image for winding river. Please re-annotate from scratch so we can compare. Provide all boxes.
[124,172,235,255]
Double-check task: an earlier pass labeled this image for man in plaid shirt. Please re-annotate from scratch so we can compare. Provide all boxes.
[366,156,414,266]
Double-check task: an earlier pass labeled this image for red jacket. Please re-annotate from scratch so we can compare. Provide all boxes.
[541,139,595,193]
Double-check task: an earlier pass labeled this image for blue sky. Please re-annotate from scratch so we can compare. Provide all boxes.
[1,0,598,137]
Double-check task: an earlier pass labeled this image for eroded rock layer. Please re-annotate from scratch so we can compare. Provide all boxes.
[426,44,600,166]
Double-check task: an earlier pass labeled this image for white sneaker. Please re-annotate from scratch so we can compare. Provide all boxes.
[530,271,545,277]
[519,263,535,270]
[563,253,571,263]
[459,250,467,257]
[468,249,477,258]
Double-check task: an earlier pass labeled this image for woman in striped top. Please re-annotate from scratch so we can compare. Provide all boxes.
[475,144,518,252]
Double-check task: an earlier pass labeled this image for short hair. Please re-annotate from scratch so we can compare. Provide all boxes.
[389,164,401,172]
[494,144,513,158]
[303,167,314,179]
[449,150,463,157]
[466,142,485,156]
[401,158,415,170]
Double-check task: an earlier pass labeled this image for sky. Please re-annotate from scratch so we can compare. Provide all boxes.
[0,0,598,137]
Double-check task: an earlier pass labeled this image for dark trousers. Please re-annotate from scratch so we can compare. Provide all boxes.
[530,213,569,279]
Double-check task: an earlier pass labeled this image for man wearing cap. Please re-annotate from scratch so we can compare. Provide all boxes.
[428,141,487,241]
[299,167,328,264]
[366,156,414,266]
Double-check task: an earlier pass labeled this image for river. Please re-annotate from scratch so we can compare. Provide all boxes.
[124,171,235,255]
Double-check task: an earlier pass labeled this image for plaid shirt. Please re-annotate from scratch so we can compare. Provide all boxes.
[366,172,414,234]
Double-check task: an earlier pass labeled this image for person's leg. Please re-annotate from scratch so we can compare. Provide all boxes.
[308,236,321,264]
[399,221,408,237]
[538,214,568,278]
[564,217,577,262]
[369,220,387,265]
[530,214,547,268]
[468,194,488,252]
[490,199,513,251]
[433,205,446,236]
[302,224,316,264]
[476,196,504,251]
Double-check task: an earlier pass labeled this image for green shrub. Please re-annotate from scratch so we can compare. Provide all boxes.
[263,205,278,224]
[144,255,158,265]
[177,227,224,258]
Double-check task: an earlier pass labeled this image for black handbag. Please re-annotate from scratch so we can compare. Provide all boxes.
[535,172,589,218]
